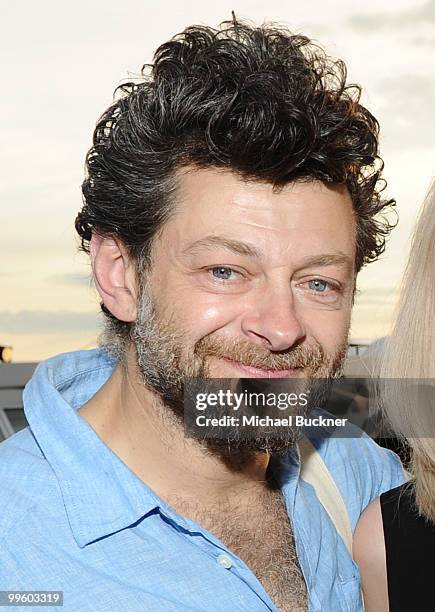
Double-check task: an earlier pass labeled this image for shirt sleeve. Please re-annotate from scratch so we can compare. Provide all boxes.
[310,433,408,532]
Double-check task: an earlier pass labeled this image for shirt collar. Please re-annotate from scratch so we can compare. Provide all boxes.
[23,348,302,548]
[23,348,166,548]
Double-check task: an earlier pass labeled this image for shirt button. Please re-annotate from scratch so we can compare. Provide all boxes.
[216,553,233,569]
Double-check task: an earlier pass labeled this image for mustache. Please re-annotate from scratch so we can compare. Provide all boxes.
[193,335,325,370]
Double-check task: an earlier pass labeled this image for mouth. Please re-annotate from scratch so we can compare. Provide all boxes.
[220,358,304,379]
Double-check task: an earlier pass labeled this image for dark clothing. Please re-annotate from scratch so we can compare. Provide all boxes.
[381,482,435,612]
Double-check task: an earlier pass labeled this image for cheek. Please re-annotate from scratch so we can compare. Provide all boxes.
[165,290,244,341]
[150,261,243,337]
[300,306,351,353]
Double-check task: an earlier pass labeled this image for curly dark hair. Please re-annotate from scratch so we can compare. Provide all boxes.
[75,18,395,351]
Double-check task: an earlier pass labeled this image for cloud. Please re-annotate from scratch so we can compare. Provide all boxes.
[412,34,435,46]
[0,310,99,334]
[348,1,435,31]
[377,74,435,148]
[48,273,93,287]
[354,287,398,306]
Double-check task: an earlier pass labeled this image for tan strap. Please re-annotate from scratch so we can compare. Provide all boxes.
[299,436,353,554]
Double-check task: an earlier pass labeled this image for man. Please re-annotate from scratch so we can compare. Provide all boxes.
[0,18,405,611]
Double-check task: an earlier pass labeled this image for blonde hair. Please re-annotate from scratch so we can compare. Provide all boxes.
[380,178,435,521]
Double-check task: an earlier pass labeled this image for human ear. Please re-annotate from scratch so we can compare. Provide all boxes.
[90,233,138,322]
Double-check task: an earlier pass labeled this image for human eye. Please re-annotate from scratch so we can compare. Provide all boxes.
[297,277,343,302]
[208,266,242,282]
[307,279,331,293]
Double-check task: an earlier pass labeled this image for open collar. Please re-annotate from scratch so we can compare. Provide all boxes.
[23,349,164,548]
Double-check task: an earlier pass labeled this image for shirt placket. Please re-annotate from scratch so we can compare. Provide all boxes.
[157,505,280,611]
[269,447,319,612]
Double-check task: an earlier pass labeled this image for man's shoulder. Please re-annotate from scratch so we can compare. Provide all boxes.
[308,432,406,530]
[312,428,401,470]
[0,428,61,541]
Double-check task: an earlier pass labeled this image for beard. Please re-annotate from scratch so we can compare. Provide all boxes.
[131,280,348,462]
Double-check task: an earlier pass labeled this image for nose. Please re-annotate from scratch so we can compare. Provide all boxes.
[240,283,306,352]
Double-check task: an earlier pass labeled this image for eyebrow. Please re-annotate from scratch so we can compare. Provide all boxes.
[182,234,353,270]
[181,235,263,258]
[295,253,354,270]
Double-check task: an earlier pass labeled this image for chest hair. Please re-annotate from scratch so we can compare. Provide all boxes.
[170,486,307,612]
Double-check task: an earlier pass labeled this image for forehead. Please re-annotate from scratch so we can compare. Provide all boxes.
[164,167,356,260]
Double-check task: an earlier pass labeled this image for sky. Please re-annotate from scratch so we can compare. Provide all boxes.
[1,0,435,362]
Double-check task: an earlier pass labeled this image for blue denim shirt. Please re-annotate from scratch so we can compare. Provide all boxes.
[0,349,405,611]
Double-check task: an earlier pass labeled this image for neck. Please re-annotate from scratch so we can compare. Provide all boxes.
[78,354,271,505]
